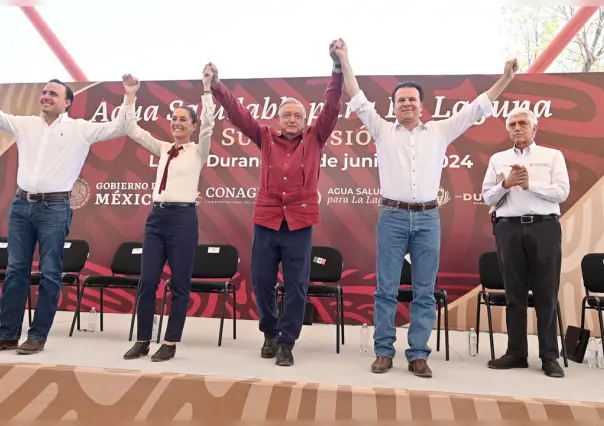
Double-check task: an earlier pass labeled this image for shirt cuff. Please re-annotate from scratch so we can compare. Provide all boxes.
[492,182,509,197]
[349,90,368,112]
[201,92,213,103]
[476,92,494,117]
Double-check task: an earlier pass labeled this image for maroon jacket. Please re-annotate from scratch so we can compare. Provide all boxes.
[212,72,343,231]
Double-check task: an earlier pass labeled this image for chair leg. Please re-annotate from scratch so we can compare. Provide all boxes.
[598,305,604,366]
[76,281,81,331]
[485,297,495,360]
[129,281,140,342]
[69,283,87,337]
[232,288,237,340]
[436,299,441,352]
[556,302,568,367]
[157,284,169,343]
[475,295,481,351]
[336,294,341,354]
[100,287,104,332]
[218,289,227,347]
[580,296,587,330]
[444,294,450,362]
[28,286,32,327]
[340,289,345,345]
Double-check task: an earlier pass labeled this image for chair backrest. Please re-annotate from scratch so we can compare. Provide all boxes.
[0,237,7,270]
[581,253,604,293]
[478,251,505,290]
[192,244,239,279]
[309,246,343,283]
[62,239,89,273]
[110,242,144,276]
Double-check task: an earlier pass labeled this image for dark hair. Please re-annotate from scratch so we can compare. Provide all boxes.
[48,79,74,112]
[391,81,424,104]
[175,106,198,124]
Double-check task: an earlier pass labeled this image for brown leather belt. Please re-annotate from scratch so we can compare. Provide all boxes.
[16,188,70,202]
[381,198,438,211]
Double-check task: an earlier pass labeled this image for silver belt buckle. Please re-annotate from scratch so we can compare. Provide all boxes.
[26,192,38,202]
[520,215,534,224]
[159,202,165,208]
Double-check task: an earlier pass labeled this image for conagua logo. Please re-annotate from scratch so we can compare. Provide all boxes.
[437,186,451,207]
[70,178,91,209]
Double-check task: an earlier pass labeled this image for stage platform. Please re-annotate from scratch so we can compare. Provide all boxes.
[0,311,602,422]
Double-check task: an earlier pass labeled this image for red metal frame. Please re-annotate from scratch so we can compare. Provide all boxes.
[20,6,88,82]
[20,5,600,81]
[526,7,599,73]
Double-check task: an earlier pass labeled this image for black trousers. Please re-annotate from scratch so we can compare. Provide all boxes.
[137,205,198,343]
[251,221,312,349]
[494,216,562,360]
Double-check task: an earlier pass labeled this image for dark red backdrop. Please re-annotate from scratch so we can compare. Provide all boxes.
[1,72,603,326]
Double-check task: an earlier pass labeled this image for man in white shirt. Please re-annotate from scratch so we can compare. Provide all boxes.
[335,40,517,377]
[481,107,569,378]
[0,79,127,354]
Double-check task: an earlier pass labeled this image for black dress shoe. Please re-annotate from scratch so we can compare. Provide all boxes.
[542,359,564,378]
[151,344,176,362]
[487,354,529,369]
[261,337,277,358]
[123,341,150,360]
[276,347,294,366]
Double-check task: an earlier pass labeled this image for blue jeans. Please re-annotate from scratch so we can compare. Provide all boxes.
[374,205,441,361]
[0,196,72,342]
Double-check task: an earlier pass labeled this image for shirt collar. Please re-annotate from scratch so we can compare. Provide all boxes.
[395,120,426,132]
[39,111,69,124]
[513,141,536,154]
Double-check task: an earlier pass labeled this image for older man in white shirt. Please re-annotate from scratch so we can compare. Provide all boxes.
[482,107,569,378]
[0,79,127,354]
[334,39,517,377]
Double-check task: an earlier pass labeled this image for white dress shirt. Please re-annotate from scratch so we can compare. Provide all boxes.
[0,100,127,193]
[125,94,215,203]
[482,142,570,217]
[349,91,494,203]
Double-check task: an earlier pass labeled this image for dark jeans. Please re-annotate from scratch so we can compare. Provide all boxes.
[136,205,198,343]
[251,221,312,350]
[494,217,562,360]
[0,196,72,342]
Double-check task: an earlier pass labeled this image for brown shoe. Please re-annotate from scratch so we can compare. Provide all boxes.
[371,356,393,373]
[0,339,19,351]
[408,359,432,378]
[15,339,45,355]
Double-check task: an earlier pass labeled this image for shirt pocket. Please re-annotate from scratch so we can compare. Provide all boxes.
[528,162,551,184]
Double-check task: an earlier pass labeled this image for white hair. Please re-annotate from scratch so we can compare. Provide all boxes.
[505,107,538,128]
[278,97,307,119]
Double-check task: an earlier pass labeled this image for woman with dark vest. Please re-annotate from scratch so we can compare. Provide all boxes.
[121,68,215,361]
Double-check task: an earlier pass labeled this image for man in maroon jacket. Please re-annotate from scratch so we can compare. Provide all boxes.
[207,41,343,366]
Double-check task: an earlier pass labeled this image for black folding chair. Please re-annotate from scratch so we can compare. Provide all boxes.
[69,242,143,340]
[276,246,345,353]
[580,253,604,358]
[476,251,568,366]
[396,255,450,360]
[157,244,239,346]
[27,239,89,329]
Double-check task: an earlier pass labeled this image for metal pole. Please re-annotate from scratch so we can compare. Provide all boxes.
[20,6,88,82]
[526,6,600,73]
